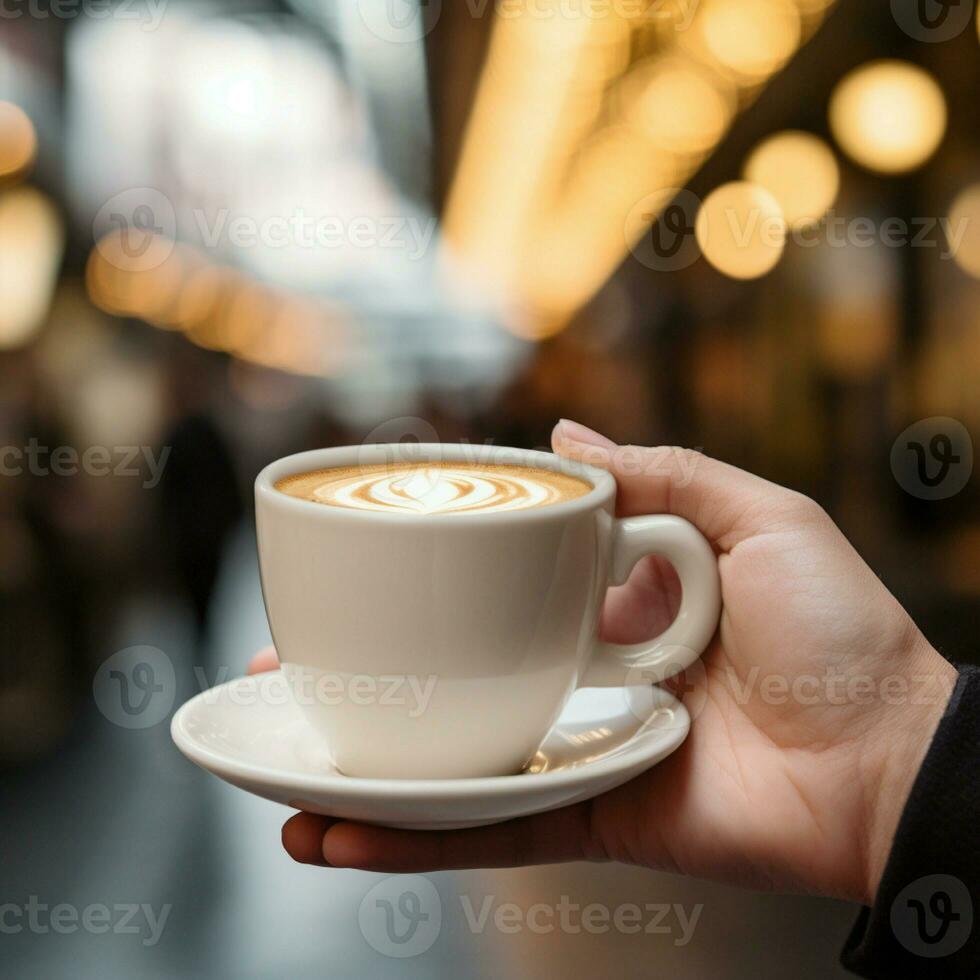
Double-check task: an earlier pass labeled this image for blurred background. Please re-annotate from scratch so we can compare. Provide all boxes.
[2,0,980,976]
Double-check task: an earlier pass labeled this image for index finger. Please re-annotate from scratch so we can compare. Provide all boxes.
[285,802,605,872]
[551,420,809,552]
[246,645,280,675]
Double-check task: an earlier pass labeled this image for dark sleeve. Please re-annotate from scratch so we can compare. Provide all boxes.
[841,664,980,979]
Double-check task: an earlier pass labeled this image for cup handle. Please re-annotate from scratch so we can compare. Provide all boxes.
[578,515,721,688]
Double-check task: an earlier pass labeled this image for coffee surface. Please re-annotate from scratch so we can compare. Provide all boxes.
[275,462,591,515]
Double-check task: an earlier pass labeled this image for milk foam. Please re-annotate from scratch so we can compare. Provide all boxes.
[275,463,591,515]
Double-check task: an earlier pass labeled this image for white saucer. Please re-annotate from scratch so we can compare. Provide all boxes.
[171,673,690,830]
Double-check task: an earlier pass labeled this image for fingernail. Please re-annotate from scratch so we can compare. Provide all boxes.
[553,419,617,450]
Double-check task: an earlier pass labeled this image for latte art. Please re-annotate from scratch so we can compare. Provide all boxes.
[275,462,591,515]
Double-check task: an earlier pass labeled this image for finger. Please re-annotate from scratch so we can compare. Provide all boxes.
[552,419,806,551]
[318,802,603,872]
[282,811,337,866]
[600,554,681,645]
[246,646,280,675]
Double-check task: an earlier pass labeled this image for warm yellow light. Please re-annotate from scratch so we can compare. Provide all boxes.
[508,126,684,327]
[743,131,839,229]
[0,187,64,348]
[695,181,786,279]
[91,228,177,277]
[948,184,980,279]
[829,61,946,174]
[625,57,735,157]
[86,233,184,321]
[223,283,274,355]
[0,103,37,180]
[167,262,226,327]
[817,306,894,380]
[697,0,801,82]
[443,8,631,291]
[242,299,320,374]
[445,0,831,332]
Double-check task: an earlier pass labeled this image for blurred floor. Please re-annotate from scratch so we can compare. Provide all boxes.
[1,526,856,978]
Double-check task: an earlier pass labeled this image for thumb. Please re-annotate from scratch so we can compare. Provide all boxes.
[552,419,811,551]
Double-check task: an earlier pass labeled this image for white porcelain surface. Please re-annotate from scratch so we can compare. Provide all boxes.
[170,674,690,830]
[255,443,720,779]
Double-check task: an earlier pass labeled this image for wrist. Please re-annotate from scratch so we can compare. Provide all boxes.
[860,637,957,906]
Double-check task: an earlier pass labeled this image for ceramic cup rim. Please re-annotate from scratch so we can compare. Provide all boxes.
[255,443,617,526]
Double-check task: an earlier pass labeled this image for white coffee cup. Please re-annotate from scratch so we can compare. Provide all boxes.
[255,443,721,779]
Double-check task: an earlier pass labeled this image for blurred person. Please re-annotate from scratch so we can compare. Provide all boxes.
[159,350,243,634]
[248,420,978,979]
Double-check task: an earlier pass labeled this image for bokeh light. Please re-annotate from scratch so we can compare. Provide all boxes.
[625,57,735,157]
[697,0,802,82]
[84,230,345,377]
[829,61,946,174]
[167,263,227,328]
[695,181,786,279]
[86,232,184,319]
[0,102,37,181]
[0,188,64,348]
[947,184,980,280]
[743,131,840,229]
